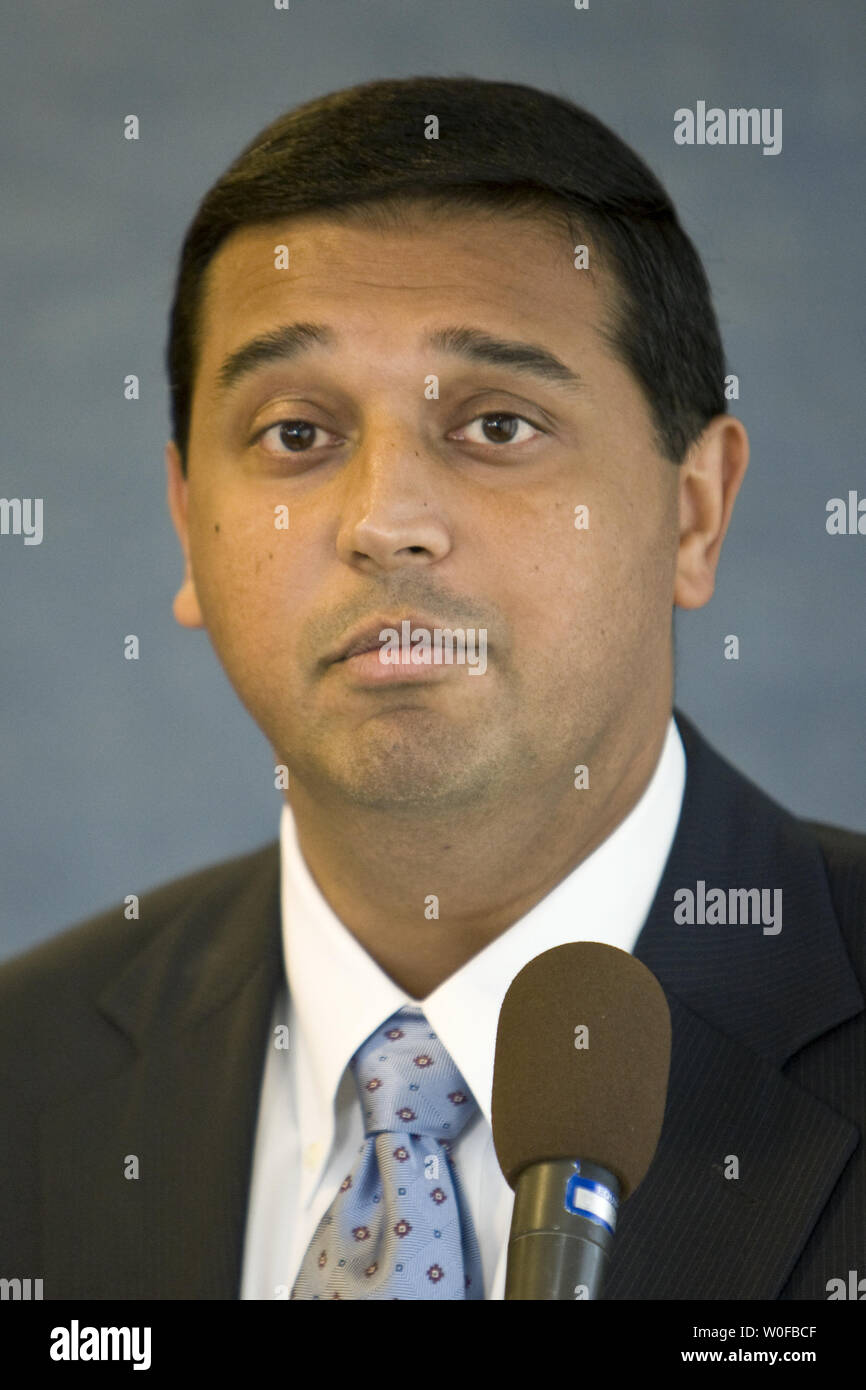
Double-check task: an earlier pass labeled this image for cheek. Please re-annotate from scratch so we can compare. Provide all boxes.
[191,540,312,737]
[508,501,669,678]
[189,513,292,658]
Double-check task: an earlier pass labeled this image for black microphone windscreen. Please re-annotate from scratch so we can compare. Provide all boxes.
[491,942,671,1198]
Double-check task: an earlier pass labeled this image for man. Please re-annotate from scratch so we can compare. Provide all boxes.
[1,76,863,1301]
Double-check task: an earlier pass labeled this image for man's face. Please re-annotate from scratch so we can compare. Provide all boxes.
[167,208,682,812]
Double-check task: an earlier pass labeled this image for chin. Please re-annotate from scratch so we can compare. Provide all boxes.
[327,741,494,812]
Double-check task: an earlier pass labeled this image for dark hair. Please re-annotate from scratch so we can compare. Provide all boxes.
[166,76,727,473]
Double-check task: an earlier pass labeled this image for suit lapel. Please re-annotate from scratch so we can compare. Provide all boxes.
[40,843,283,1298]
[605,710,863,1298]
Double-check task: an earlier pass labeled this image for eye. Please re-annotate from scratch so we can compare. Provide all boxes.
[454,412,544,447]
[251,409,545,459]
[254,419,340,455]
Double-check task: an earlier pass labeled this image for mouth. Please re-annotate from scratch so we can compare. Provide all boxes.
[328,613,480,687]
[331,615,449,665]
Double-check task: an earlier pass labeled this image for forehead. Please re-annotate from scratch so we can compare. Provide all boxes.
[196,207,617,370]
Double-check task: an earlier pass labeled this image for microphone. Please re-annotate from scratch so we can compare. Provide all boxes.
[491,942,671,1300]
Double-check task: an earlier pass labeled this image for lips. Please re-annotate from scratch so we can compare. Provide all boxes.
[339,630,388,661]
[332,615,447,664]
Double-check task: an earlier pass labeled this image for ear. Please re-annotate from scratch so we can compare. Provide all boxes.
[165,440,205,629]
[674,415,749,609]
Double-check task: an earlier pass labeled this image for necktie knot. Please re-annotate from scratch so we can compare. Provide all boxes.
[350,1006,479,1143]
[292,1004,486,1298]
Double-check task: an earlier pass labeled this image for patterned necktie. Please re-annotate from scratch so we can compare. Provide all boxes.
[291,1005,485,1299]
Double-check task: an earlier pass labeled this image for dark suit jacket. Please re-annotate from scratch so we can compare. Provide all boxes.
[1,708,864,1300]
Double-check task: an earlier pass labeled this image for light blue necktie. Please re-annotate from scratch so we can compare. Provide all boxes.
[291,1005,485,1299]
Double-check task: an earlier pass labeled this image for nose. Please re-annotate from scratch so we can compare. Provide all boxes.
[334,417,453,573]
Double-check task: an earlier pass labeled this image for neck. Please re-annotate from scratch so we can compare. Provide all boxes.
[286,715,671,999]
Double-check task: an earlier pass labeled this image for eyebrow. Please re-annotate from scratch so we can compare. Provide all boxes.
[213,321,587,398]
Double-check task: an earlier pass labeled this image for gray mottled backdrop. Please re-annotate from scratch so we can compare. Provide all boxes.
[2,0,863,960]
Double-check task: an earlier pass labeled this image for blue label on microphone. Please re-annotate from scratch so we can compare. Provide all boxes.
[564,1163,618,1233]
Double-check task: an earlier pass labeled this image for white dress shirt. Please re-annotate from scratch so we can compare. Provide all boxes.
[240,715,686,1300]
